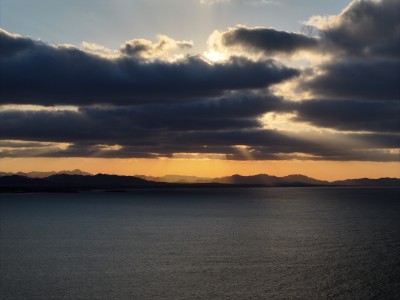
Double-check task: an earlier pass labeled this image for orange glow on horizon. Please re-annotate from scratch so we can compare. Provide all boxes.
[1,157,399,181]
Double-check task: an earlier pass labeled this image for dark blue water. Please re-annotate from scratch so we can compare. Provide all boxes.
[1,187,400,299]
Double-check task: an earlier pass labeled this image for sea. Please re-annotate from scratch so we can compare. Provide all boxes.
[1,187,399,299]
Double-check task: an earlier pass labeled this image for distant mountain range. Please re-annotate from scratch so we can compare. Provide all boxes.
[0,174,163,192]
[137,173,399,186]
[0,172,399,192]
[0,169,92,178]
[135,174,330,184]
[212,174,330,186]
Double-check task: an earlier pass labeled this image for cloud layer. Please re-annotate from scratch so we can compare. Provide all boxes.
[1,0,399,162]
[209,26,318,56]
[0,29,297,105]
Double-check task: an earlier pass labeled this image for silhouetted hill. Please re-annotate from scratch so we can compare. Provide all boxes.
[214,174,281,185]
[123,173,400,187]
[0,175,50,186]
[47,174,153,187]
[332,178,400,186]
[0,174,162,192]
[138,173,331,185]
[211,174,330,186]
[281,174,330,185]
[0,173,398,192]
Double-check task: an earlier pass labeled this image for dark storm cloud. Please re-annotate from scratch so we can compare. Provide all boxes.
[81,92,282,128]
[1,88,398,162]
[1,121,398,161]
[0,107,300,157]
[211,1,400,59]
[218,26,318,55]
[0,93,282,144]
[290,99,400,133]
[81,104,260,132]
[226,145,399,162]
[0,30,36,56]
[200,0,400,146]
[302,58,400,101]
[212,1,400,103]
[174,129,400,153]
[0,29,297,106]
[0,140,56,148]
[320,0,400,58]
[299,0,400,101]
[11,142,397,162]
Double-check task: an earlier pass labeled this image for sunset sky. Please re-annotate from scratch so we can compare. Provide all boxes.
[0,0,399,180]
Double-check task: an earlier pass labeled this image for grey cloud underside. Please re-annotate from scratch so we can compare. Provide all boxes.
[220,27,318,54]
[2,139,398,162]
[0,29,297,105]
[216,1,400,102]
[1,95,397,142]
[1,105,398,161]
[0,94,280,138]
[321,0,400,58]
[302,59,400,101]
[301,0,400,100]
[290,99,400,133]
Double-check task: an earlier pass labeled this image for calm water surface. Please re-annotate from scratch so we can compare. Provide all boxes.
[1,187,400,299]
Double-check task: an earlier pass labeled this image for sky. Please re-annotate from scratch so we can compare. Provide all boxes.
[0,0,399,180]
